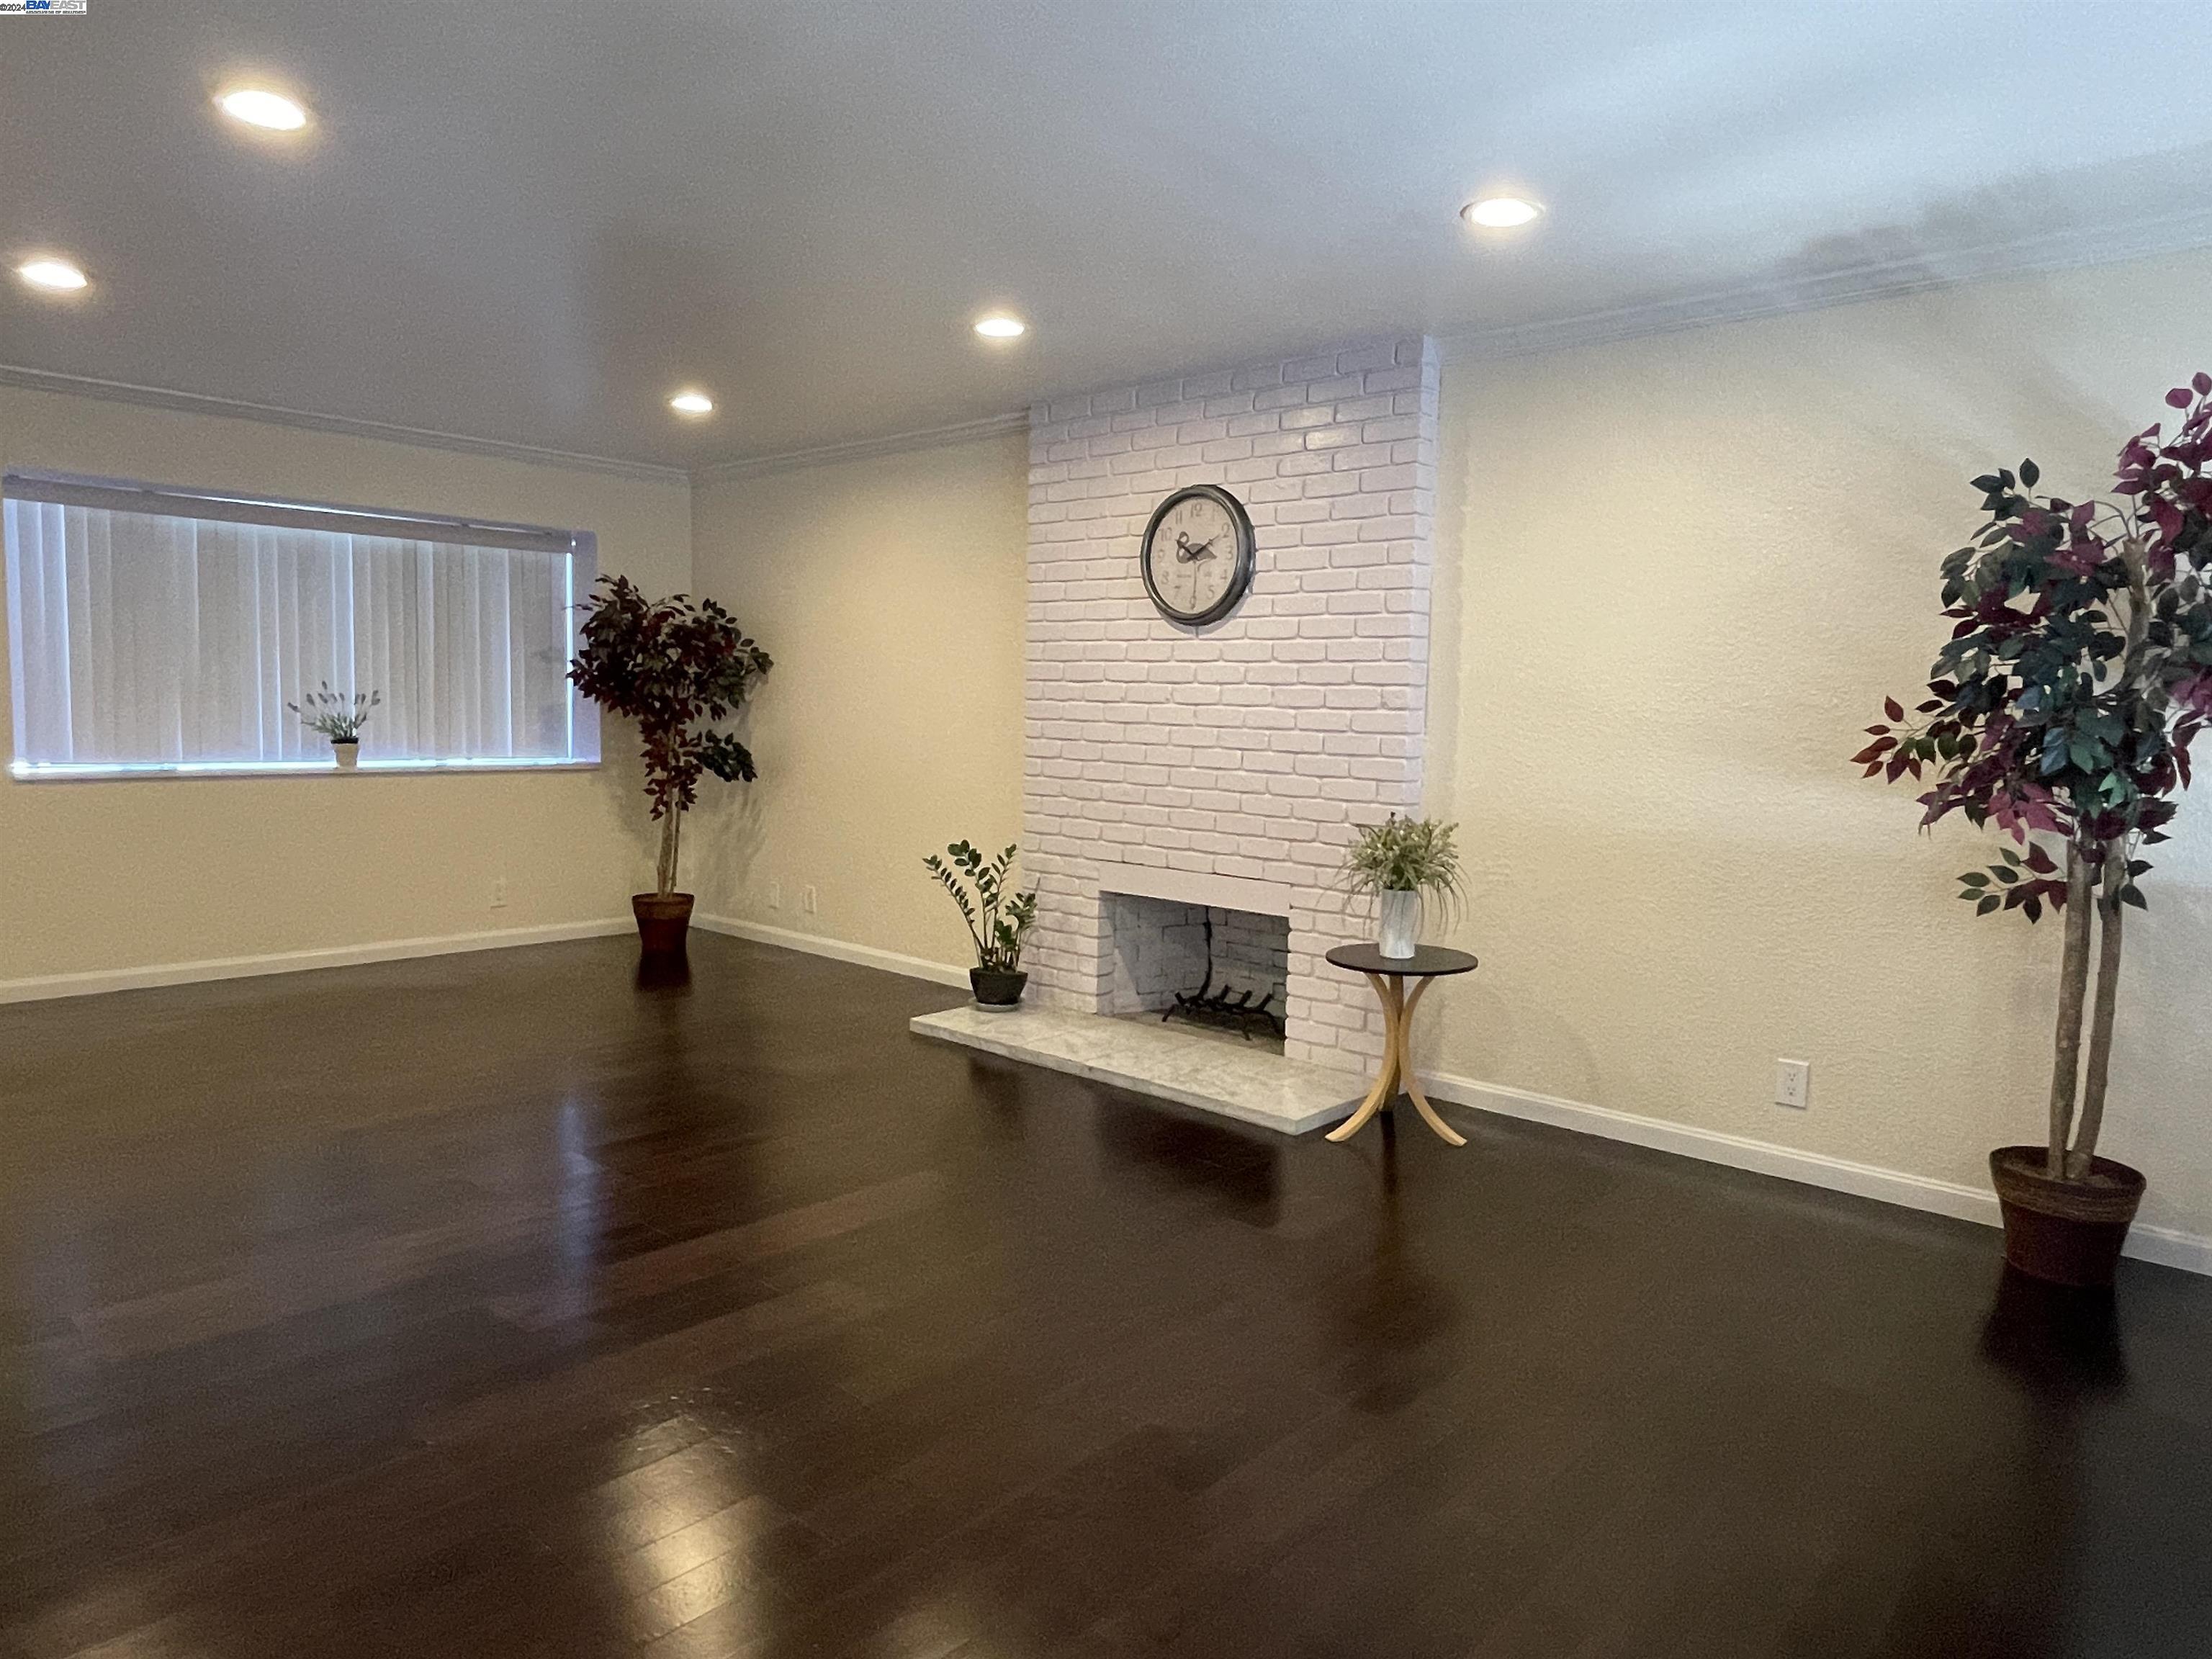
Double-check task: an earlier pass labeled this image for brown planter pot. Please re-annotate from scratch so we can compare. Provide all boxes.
[632,892,695,956]
[970,967,1027,1007]
[1989,1145,2146,1288]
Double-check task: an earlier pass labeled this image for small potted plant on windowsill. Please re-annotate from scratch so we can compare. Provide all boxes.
[288,683,380,769]
[1856,372,2212,1287]
[925,840,1038,1007]
[1340,814,1467,958]
[569,576,772,956]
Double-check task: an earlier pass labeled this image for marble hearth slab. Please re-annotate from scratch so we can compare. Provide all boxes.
[909,1003,1362,1136]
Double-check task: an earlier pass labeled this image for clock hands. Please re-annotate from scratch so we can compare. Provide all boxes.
[1173,530,1219,563]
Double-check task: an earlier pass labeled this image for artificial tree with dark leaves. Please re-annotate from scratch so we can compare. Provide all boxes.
[569,575,772,896]
[1857,375,2212,1182]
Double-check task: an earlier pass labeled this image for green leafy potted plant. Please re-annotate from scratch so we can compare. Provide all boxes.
[1339,814,1467,958]
[1856,373,2212,1286]
[570,576,771,956]
[925,840,1038,1007]
[287,683,380,770]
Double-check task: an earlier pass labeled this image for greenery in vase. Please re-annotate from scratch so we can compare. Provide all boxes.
[1339,814,1467,917]
[288,683,380,742]
[1855,373,2212,1182]
[925,840,1038,972]
[568,575,772,896]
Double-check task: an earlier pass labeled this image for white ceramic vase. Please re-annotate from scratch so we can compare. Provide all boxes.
[333,740,359,771]
[1377,889,1420,958]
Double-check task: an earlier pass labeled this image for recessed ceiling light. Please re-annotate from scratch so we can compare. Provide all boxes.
[1462,196,1545,230]
[974,315,1027,339]
[216,87,310,131]
[669,390,714,416]
[16,258,89,293]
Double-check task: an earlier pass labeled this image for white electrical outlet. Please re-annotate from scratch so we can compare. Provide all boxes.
[490,876,508,909]
[1775,1058,1811,1110]
[767,878,782,910]
[801,884,818,915]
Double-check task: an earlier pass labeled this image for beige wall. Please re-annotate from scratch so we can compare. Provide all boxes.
[686,431,1028,967]
[0,385,691,986]
[680,250,2212,1239]
[11,248,2208,1238]
[1422,247,2212,1238]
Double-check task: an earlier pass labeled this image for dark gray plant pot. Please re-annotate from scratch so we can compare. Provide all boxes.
[1990,1146,2146,1287]
[632,891,695,957]
[970,968,1027,1008]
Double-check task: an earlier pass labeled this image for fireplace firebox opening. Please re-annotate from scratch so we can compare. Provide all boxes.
[1103,891,1290,1051]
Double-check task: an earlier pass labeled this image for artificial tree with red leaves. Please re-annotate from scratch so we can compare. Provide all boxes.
[569,575,772,898]
[1858,375,2212,1184]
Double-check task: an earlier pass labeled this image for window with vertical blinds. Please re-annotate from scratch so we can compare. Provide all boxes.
[2,473,599,775]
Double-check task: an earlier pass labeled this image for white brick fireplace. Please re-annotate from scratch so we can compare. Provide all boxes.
[1020,336,1439,1074]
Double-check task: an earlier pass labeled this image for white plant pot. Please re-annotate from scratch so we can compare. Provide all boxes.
[332,741,359,771]
[1377,889,1420,959]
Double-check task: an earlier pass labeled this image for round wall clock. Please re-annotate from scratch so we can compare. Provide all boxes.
[1141,484,1255,626]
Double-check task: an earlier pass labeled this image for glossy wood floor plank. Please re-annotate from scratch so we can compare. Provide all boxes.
[4,934,2210,1658]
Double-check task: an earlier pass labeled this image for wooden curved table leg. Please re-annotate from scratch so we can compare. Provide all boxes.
[1325,973,1402,1142]
[1323,1056,1395,1143]
[1394,977,1465,1145]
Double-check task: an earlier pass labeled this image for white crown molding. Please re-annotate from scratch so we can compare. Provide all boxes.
[690,410,1029,485]
[12,213,2208,494]
[701,219,2212,480]
[1444,208,2212,364]
[0,363,688,486]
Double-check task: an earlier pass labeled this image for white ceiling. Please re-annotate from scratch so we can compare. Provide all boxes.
[4,1,2211,476]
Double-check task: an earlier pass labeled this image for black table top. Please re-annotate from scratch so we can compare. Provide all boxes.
[1325,943,1479,977]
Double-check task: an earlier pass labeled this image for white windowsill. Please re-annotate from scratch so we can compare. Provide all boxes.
[8,759,601,783]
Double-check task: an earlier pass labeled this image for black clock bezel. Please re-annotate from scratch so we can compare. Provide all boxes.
[1140,483,1256,626]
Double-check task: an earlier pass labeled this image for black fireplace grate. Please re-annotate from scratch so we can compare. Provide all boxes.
[1161,913,1286,1043]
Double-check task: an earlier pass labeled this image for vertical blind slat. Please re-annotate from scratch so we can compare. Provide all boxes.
[2,498,577,766]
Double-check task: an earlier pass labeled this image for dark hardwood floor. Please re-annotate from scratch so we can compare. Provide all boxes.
[2,934,2209,1658]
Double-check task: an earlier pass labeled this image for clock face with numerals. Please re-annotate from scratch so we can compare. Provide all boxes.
[1141,485,1255,626]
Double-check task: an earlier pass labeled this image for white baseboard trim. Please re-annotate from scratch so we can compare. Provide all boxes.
[17,920,2199,1276]
[693,914,970,989]
[0,918,634,1004]
[1422,1070,2212,1279]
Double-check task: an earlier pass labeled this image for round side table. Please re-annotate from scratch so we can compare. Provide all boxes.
[1323,943,1478,1146]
